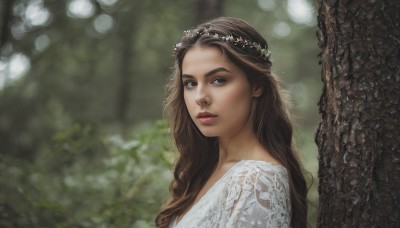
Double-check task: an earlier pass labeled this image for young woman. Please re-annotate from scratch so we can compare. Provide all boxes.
[156,17,308,228]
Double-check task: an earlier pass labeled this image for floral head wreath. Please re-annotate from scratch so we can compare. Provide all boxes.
[173,27,272,61]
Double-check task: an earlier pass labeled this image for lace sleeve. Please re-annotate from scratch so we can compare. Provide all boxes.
[220,162,291,228]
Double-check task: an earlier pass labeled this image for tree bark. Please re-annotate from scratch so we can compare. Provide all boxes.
[316,1,400,227]
[196,0,224,24]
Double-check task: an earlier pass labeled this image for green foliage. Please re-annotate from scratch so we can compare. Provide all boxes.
[1,0,320,227]
[0,121,172,227]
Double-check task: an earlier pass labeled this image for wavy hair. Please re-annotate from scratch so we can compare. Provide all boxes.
[156,17,308,228]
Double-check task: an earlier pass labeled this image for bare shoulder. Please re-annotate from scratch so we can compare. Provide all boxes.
[245,146,283,167]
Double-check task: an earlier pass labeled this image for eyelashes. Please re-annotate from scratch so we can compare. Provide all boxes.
[212,77,227,85]
[183,80,197,88]
[183,77,227,89]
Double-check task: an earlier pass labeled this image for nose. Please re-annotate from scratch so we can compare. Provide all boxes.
[195,84,211,106]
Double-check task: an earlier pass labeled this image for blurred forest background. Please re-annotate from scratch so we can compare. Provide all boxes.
[0,0,321,227]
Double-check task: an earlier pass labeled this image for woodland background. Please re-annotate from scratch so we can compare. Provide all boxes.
[0,0,321,227]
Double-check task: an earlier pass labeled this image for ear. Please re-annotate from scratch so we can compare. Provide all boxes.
[252,83,264,98]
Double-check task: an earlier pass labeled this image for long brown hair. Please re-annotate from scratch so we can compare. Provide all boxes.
[156,17,308,228]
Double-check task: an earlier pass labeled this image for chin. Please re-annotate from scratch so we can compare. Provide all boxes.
[198,129,219,138]
[203,133,219,138]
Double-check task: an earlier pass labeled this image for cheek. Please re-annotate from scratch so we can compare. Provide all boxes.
[184,92,191,107]
[183,93,196,115]
[221,85,252,110]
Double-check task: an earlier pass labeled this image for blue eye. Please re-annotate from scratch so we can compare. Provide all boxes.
[183,80,197,88]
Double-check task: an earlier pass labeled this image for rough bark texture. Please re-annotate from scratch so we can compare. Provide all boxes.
[196,0,224,24]
[316,1,400,227]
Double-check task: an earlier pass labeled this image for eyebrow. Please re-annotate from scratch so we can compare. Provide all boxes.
[182,67,231,79]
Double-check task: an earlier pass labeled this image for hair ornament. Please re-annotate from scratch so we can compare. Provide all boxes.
[173,27,272,61]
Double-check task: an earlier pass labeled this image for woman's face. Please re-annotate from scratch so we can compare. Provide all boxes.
[182,45,260,138]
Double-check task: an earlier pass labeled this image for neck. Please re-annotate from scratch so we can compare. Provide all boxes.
[217,127,262,165]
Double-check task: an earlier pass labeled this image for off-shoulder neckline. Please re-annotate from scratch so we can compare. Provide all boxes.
[237,159,286,169]
[174,159,286,226]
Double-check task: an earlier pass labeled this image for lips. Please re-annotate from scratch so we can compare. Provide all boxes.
[196,111,218,124]
[196,111,217,118]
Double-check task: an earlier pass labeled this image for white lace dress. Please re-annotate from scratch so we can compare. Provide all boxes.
[170,160,291,228]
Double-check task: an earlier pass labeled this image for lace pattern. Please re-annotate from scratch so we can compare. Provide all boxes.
[170,160,291,228]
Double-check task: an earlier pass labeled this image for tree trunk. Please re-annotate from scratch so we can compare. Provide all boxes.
[196,0,224,24]
[115,15,135,125]
[0,0,13,51]
[116,30,132,124]
[316,1,400,227]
